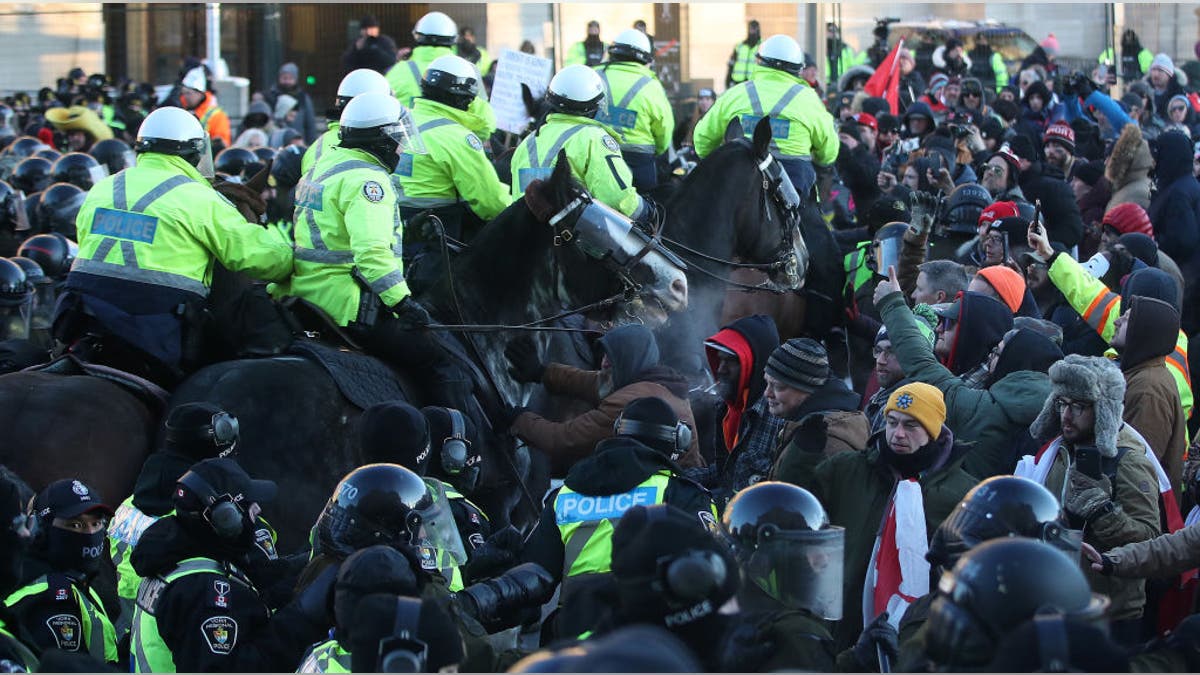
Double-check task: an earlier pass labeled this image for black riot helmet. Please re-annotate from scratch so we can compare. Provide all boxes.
[314,463,433,559]
[10,157,53,195]
[51,152,106,191]
[722,481,844,618]
[941,182,993,235]
[163,401,240,460]
[36,183,86,239]
[8,256,44,286]
[213,147,259,181]
[0,180,24,233]
[3,137,50,161]
[252,146,276,165]
[0,257,31,307]
[17,233,73,281]
[88,138,135,175]
[926,538,1110,670]
[927,475,1076,570]
[270,144,304,192]
[35,149,61,162]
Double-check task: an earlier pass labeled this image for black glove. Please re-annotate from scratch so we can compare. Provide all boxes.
[291,561,340,624]
[391,296,432,330]
[1072,72,1096,99]
[501,404,531,430]
[794,413,829,454]
[504,337,545,383]
[1166,614,1200,671]
[854,611,899,671]
[716,619,776,672]
[463,526,524,581]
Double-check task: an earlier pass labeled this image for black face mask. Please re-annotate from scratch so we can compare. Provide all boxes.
[1,532,27,593]
[46,528,106,576]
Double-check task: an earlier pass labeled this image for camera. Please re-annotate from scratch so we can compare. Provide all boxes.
[456,562,555,633]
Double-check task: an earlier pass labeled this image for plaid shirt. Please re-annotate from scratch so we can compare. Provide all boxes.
[685,398,786,507]
[960,363,990,390]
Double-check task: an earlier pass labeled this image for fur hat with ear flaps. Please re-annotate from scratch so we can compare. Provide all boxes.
[1029,355,1126,457]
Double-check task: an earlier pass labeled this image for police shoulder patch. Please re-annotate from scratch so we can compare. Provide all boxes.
[601,134,620,153]
[45,614,82,651]
[697,510,720,535]
[465,133,483,151]
[202,616,238,655]
[362,180,386,203]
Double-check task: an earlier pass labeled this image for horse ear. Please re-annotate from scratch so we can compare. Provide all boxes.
[521,83,537,115]
[551,149,572,186]
[752,116,772,158]
[245,159,271,193]
[723,117,745,144]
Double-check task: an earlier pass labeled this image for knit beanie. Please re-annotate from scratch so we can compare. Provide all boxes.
[1117,232,1159,269]
[1007,134,1037,165]
[991,144,1022,176]
[279,62,300,79]
[765,338,829,394]
[358,401,431,471]
[884,382,947,439]
[1070,159,1105,187]
[1150,53,1175,77]
[977,265,1027,314]
[1040,34,1060,57]
[1102,203,1153,237]
[929,73,949,95]
[1043,121,1075,153]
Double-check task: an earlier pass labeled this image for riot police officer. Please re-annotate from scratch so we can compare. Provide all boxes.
[0,257,32,345]
[128,458,334,672]
[396,54,509,255]
[52,106,293,385]
[521,396,716,639]
[3,479,117,664]
[593,29,674,191]
[281,91,472,414]
[510,65,652,220]
[386,11,496,140]
[302,68,392,176]
[0,470,38,672]
[693,34,839,198]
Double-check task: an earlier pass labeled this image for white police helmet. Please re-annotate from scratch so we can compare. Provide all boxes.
[339,92,427,156]
[609,28,653,64]
[134,106,213,177]
[422,55,481,109]
[413,11,457,46]
[757,34,804,74]
[180,66,207,92]
[337,69,392,105]
[546,65,607,118]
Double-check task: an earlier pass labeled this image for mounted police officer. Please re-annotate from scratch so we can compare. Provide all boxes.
[693,34,839,199]
[521,396,717,640]
[127,458,335,672]
[396,54,509,261]
[280,92,472,414]
[385,11,496,140]
[593,29,674,191]
[52,106,293,386]
[510,65,653,221]
[302,68,392,176]
[3,479,117,665]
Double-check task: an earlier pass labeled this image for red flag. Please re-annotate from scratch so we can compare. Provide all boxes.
[864,39,904,114]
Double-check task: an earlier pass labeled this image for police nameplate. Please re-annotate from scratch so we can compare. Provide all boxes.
[740,115,791,140]
[394,153,415,177]
[518,167,554,191]
[597,106,638,131]
[556,486,657,524]
[93,208,158,244]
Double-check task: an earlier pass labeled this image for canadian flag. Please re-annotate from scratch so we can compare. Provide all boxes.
[863,39,904,114]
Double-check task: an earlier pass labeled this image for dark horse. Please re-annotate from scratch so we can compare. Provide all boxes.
[165,153,687,549]
[654,116,844,377]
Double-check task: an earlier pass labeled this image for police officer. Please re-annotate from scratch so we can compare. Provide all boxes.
[593,29,673,192]
[396,54,509,252]
[282,91,472,414]
[53,106,293,385]
[510,65,652,220]
[128,458,335,672]
[386,11,496,140]
[177,66,231,151]
[302,68,392,176]
[297,545,424,673]
[107,402,249,636]
[721,481,895,672]
[3,479,117,664]
[693,34,839,199]
[726,21,762,89]
[521,396,717,639]
[0,470,38,672]
[308,463,466,593]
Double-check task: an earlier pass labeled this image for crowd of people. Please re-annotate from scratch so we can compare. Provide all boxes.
[1,8,1200,673]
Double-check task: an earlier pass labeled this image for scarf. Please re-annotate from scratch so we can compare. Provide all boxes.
[866,479,930,629]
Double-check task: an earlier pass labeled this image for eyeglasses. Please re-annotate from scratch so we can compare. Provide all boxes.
[1054,397,1093,417]
[1170,107,1187,114]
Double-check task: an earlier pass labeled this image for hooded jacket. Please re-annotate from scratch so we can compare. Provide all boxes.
[705,315,780,451]
[878,292,1054,478]
[1019,161,1084,249]
[1105,124,1153,211]
[1147,131,1200,330]
[1119,296,1188,495]
[780,426,977,649]
[942,292,1014,377]
[770,377,870,480]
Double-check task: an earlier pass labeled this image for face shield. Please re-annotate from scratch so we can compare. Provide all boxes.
[9,191,30,234]
[87,163,110,186]
[193,134,215,179]
[572,198,685,270]
[413,481,467,568]
[872,235,902,273]
[0,303,31,341]
[743,526,844,620]
[29,279,55,330]
[384,107,428,156]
